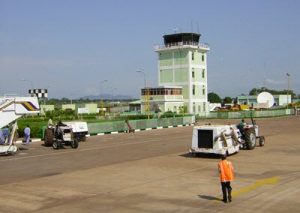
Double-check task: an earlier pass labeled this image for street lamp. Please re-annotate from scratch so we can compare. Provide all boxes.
[70,93,74,105]
[286,73,290,108]
[99,80,108,115]
[99,80,108,99]
[111,87,117,100]
[136,70,146,87]
[20,78,34,95]
[136,70,150,118]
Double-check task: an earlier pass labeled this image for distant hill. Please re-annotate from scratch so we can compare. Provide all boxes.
[80,93,135,100]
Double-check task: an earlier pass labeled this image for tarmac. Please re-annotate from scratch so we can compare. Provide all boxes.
[0,116,299,212]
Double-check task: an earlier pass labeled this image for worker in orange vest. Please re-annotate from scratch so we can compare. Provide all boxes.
[218,155,234,203]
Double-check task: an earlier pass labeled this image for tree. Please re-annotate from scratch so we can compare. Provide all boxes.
[223,97,233,104]
[249,87,296,98]
[208,92,222,103]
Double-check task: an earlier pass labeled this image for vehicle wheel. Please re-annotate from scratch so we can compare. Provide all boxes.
[70,139,79,149]
[52,141,59,149]
[244,128,256,150]
[44,128,54,146]
[259,136,265,146]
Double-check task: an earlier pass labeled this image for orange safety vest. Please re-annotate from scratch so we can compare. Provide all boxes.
[218,160,234,182]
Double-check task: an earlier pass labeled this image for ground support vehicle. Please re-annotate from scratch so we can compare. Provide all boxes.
[44,123,79,149]
[63,121,88,141]
[190,122,265,156]
[0,96,40,155]
[238,122,265,149]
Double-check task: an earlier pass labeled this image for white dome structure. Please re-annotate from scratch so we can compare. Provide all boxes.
[257,92,275,108]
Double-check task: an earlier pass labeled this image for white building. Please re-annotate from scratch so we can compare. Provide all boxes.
[154,33,210,114]
[237,94,292,107]
[140,86,184,114]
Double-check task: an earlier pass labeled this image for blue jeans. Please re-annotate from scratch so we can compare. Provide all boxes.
[25,134,30,144]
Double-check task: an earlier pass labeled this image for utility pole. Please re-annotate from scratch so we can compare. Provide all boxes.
[99,80,108,116]
[286,73,290,108]
[21,79,34,95]
[137,70,150,119]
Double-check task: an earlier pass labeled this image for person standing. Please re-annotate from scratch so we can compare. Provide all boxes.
[218,155,234,203]
[24,125,31,145]
[0,129,5,145]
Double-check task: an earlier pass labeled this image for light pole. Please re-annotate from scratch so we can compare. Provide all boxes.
[99,80,108,115]
[286,73,290,108]
[111,87,117,100]
[136,71,146,87]
[20,79,34,95]
[136,70,150,118]
[70,93,74,105]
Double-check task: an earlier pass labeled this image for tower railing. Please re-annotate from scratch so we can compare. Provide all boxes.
[154,42,209,50]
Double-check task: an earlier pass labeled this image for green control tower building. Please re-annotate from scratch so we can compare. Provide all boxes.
[155,33,210,114]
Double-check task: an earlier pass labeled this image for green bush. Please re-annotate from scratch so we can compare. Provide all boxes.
[16,112,189,138]
[121,114,153,120]
[17,119,48,138]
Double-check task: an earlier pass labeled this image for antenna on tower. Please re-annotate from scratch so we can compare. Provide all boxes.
[190,20,194,33]
[197,22,200,34]
[263,61,267,88]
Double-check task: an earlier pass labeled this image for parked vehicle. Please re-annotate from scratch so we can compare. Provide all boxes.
[63,121,88,142]
[44,122,79,149]
[190,119,265,156]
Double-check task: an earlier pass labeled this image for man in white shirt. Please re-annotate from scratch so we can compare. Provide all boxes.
[24,125,31,145]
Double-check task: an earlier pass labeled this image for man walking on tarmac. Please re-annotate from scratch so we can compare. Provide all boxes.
[218,155,234,203]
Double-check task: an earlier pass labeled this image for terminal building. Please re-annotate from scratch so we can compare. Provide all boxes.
[141,32,210,114]
[237,94,292,107]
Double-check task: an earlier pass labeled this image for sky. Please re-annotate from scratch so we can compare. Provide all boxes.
[0,0,299,99]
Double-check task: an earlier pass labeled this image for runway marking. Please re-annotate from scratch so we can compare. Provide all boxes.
[232,176,280,198]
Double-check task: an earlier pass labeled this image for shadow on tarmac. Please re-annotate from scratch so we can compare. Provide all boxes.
[198,195,222,202]
[180,152,221,159]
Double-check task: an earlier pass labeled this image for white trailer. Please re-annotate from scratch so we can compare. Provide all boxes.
[63,121,89,141]
[190,125,241,156]
[190,121,265,156]
[0,96,40,155]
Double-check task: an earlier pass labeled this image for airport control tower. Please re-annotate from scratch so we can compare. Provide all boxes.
[155,33,210,114]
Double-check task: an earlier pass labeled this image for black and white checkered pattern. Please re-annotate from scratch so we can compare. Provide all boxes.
[28,89,48,99]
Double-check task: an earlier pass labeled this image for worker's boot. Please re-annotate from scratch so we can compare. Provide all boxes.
[228,189,232,202]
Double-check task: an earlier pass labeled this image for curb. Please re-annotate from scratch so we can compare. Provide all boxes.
[91,123,194,136]
[15,139,42,144]
[14,124,194,143]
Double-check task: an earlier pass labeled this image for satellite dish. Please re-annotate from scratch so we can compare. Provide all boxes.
[257,92,274,108]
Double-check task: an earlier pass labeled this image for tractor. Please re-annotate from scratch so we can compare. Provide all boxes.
[237,117,265,150]
[44,121,79,149]
[190,118,265,156]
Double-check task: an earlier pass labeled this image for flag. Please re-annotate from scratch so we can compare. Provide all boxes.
[286,73,290,76]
